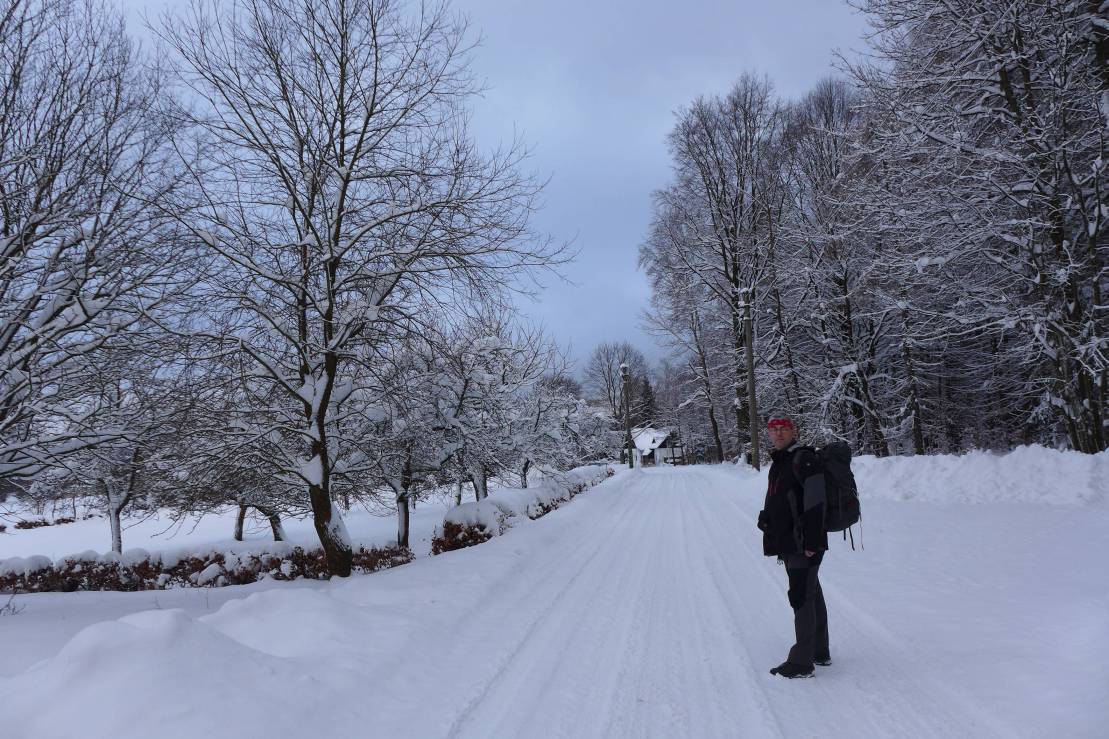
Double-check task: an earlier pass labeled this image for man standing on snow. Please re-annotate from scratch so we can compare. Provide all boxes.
[757,413,830,679]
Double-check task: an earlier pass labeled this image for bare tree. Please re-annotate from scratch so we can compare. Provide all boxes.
[648,74,783,459]
[641,224,728,461]
[158,0,561,575]
[25,342,200,553]
[0,0,186,479]
[583,341,649,420]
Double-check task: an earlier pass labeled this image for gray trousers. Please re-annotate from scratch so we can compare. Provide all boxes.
[784,551,829,666]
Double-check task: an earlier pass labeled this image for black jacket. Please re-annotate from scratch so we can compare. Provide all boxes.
[759,443,828,557]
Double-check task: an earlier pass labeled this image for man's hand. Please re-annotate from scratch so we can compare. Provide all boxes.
[757,510,769,532]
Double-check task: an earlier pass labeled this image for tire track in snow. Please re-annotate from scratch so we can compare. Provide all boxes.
[595,479,673,739]
[608,472,693,738]
[592,468,784,738]
[450,469,770,738]
[441,474,653,739]
[489,481,668,739]
[452,471,681,738]
[672,467,786,739]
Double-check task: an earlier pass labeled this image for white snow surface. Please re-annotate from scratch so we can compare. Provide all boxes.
[0,498,451,563]
[1,447,1107,738]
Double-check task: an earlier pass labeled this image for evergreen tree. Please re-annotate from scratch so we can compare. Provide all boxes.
[636,376,659,427]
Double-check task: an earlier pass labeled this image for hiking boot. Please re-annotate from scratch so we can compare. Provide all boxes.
[815,656,832,667]
[769,661,814,679]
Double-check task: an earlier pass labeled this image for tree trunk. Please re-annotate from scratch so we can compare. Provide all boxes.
[234,504,248,541]
[254,506,285,541]
[729,292,748,455]
[520,459,530,488]
[743,288,760,468]
[690,311,725,464]
[471,467,489,501]
[706,405,724,464]
[108,504,123,554]
[857,369,890,457]
[900,312,926,455]
[397,494,410,548]
[938,365,962,453]
[774,303,803,413]
[308,484,352,577]
[102,467,135,555]
[454,480,463,506]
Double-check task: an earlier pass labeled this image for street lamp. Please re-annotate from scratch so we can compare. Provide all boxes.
[620,362,634,468]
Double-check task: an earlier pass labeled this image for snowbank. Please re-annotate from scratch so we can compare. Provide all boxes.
[853,445,1108,505]
[5,608,314,738]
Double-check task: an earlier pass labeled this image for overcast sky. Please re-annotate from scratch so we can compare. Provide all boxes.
[121,0,869,376]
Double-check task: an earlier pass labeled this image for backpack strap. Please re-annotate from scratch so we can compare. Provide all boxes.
[791,446,816,480]
[843,517,865,551]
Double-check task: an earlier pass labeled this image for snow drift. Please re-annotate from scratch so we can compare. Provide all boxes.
[853,445,1107,505]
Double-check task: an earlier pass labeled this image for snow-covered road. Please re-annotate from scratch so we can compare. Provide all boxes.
[418,465,1015,739]
[3,463,1106,738]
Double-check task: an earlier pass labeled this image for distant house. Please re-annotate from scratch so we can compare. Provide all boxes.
[631,426,684,466]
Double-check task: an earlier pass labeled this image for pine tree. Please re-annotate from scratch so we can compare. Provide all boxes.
[637,376,659,427]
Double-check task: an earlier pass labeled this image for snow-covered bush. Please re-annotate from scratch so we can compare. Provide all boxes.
[430,521,495,555]
[0,544,413,594]
[431,465,612,554]
[11,516,79,530]
[13,519,50,530]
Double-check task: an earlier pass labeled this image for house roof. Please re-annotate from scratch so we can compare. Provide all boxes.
[632,426,671,453]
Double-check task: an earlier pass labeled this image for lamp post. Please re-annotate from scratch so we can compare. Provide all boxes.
[620,362,634,468]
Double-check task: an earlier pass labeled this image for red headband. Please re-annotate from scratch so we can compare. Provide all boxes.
[767,418,795,431]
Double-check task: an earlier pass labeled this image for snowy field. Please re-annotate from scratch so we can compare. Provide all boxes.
[0,491,455,564]
[1,447,1107,738]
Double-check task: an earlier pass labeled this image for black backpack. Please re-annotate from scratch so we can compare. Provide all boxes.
[793,441,861,544]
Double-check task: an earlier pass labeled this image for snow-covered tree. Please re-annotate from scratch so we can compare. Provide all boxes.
[776,78,893,454]
[157,0,561,575]
[645,4,1106,458]
[0,0,187,479]
[644,74,785,457]
[430,313,559,498]
[848,0,1108,452]
[25,343,198,553]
